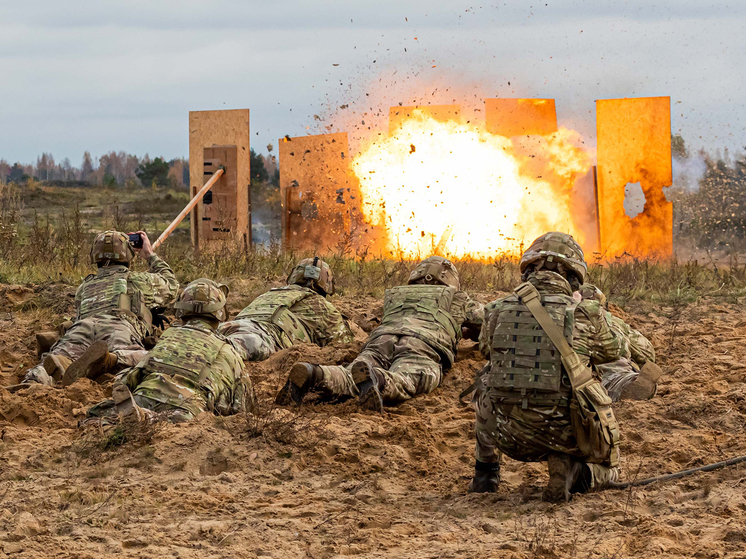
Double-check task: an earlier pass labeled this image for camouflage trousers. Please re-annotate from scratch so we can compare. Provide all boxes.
[217,318,282,362]
[318,334,443,404]
[597,358,640,402]
[474,379,620,489]
[24,315,148,385]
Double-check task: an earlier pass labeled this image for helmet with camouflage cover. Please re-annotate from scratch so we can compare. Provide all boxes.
[90,230,135,265]
[519,232,587,285]
[174,278,229,322]
[287,257,334,296]
[578,284,607,308]
[408,256,460,290]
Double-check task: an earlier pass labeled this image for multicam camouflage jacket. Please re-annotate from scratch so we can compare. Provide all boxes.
[368,284,484,367]
[74,255,179,334]
[118,318,252,418]
[235,285,354,347]
[607,313,656,366]
[479,271,622,368]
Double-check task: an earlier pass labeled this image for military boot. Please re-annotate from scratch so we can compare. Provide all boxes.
[36,331,60,358]
[543,453,590,503]
[352,361,386,412]
[275,362,323,405]
[42,353,73,384]
[61,341,118,387]
[468,461,501,493]
[621,361,662,400]
[112,384,135,416]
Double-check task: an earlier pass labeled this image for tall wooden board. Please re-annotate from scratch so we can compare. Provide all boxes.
[484,98,557,137]
[279,132,362,250]
[201,146,238,241]
[596,97,672,258]
[188,109,250,249]
[389,105,462,134]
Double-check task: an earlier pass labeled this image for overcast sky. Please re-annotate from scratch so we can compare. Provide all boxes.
[1,0,744,165]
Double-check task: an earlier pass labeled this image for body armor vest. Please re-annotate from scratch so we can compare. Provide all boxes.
[377,285,460,362]
[486,292,575,407]
[136,323,228,407]
[236,286,314,343]
[77,267,152,329]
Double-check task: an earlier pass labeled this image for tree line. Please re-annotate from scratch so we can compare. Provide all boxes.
[0,148,278,193]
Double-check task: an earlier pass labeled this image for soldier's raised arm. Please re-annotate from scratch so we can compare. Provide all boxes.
[126,230,179,307]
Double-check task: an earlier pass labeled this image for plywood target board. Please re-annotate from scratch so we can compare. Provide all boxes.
[279,132,363,251]
[484,98,558,137]
[596,97,672,258]
[389,105,462,134]
[188,109,251,248]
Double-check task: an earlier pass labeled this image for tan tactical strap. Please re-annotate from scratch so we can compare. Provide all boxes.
[515,282,620,464]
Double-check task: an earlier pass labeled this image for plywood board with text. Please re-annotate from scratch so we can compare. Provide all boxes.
[188,109,250,249]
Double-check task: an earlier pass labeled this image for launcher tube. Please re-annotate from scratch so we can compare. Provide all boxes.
[152,167,224,250]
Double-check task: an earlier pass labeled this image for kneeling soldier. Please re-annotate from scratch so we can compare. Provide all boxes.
[471,232,622,501]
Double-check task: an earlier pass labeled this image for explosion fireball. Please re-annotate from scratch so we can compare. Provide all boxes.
[351,110,592,260]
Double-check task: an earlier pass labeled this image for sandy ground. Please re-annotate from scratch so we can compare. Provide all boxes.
[1,283,746,558]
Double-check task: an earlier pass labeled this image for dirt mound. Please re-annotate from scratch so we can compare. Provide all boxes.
[2,292,746,557]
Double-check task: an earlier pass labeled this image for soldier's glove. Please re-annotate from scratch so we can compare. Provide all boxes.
[151,307,171,331]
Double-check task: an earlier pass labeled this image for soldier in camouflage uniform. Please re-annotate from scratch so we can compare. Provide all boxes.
[217,257,354,361]
[471,233,623,502]
[276,256,484,410]
[88,278,253,422]
[23,231,178,387]
[578,284,660,400]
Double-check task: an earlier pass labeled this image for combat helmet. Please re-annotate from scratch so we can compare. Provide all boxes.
[519,232,587,285]
[90,230,135,265]
[578,284,607,308]
[408,256,460,290]
[287,257,335,296]
[174,278,229,322]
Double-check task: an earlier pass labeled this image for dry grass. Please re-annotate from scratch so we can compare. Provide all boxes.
[2,182,746,305]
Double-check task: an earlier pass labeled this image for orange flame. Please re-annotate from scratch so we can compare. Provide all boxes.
[351,110,591,260]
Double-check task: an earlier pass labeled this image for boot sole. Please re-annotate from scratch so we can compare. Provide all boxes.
[62,341,109,387]
[289,363,312,388]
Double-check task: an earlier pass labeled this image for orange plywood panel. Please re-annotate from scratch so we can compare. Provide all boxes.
[189,109,250,249]
[484,98,557,137]
[279,132,363,251]
[389,105,461,134]
[596,97,672,258]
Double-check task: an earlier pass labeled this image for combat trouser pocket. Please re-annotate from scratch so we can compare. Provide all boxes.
[570,379,620,467]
